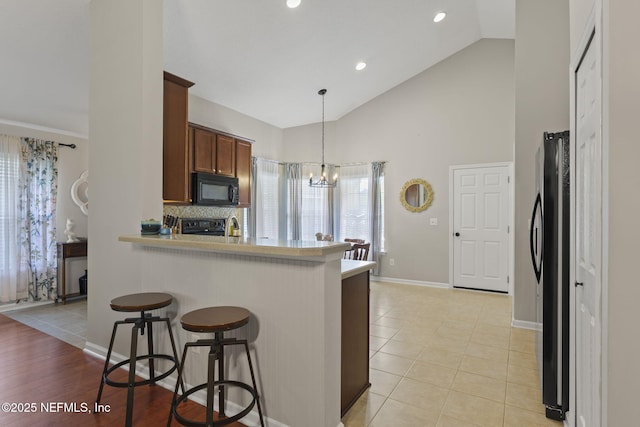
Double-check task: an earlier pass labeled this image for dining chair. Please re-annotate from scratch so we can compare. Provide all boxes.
[343,238,365,258]
[350,243,370,260]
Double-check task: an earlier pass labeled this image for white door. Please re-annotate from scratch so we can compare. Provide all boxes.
[452,165,510,292]
[575,33,602,427]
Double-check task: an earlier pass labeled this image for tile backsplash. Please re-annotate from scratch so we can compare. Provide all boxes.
[163,205,244,225]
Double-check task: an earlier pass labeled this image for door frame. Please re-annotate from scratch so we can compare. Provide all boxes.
[448,162,514,295]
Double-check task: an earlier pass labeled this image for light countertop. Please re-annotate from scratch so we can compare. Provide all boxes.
[341,259,376,279]
[119,233,350,260]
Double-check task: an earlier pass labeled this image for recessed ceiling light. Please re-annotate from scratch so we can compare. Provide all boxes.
[433,11,447,23]
[286,0,301,8]
[355,62,367,71]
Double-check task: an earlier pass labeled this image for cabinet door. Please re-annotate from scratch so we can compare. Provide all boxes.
[236,139,252,207]
[193,128,215,174]
[216,134,236,176]
[163,78,190,202]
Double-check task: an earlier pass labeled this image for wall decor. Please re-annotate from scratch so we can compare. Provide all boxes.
[400,178,434,212]
[71,170,88,215]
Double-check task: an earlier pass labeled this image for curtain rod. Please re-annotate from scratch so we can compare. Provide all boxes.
[59,143,76,149]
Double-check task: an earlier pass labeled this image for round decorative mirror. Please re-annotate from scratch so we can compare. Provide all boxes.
[400,178,434,212]
[71,170,88,216]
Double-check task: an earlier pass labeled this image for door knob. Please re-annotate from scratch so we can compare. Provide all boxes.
[454,232,460,237]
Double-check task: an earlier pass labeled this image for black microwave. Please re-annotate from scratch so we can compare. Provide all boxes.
[192,173,239,206]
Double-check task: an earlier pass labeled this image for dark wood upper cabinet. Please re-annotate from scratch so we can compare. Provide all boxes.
[163,71,252,207]
[191,125,236,177]
[236,139,252,207]
[193,127,215,173]
[215,134,236,177]
[163,71,194,204]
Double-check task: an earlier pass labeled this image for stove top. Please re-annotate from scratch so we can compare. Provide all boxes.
[181,218,226,235]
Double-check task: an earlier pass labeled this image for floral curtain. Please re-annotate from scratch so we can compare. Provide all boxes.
[19,138,58,301]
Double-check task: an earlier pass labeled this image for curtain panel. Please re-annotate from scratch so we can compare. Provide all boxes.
[370,161,385,275]
[285,163,302,241]
[20,138,58,301]
[0,135,27,302]
[252,157,281,240]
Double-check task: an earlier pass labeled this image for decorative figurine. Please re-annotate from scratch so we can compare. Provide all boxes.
[64,218,79,243]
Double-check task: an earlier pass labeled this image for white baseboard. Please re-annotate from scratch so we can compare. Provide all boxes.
[511,319,542,331]
[84,341,282,427]
[371,275,451,289]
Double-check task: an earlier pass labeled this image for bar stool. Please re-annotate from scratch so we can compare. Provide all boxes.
[96,292,182,427]
[168,306,264,427]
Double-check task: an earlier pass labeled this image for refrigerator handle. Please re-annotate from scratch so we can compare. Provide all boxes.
[530,193,542,283]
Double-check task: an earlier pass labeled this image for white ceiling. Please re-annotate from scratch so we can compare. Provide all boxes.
[0,0,514,136]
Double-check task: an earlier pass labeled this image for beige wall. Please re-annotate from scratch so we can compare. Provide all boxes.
[514,0,570,322]
[604,0,640,422]
[188,94,284,160]
[87,0,163,347]
[283,39,515,284]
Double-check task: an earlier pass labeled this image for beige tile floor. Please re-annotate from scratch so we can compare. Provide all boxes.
[342,281,563,427]
[2,298,87,349]
[2,282,562,426]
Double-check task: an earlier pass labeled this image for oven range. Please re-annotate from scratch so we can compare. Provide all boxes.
[181,218,227,236]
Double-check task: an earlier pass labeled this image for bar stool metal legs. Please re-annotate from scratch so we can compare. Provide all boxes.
[168,330,264,426]
[167,307,264,427]
[96,292,182,427]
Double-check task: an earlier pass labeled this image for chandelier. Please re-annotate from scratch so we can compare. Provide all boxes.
[309,88,338,188]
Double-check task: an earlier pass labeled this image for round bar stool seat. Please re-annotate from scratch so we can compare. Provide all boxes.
[96,292,182,427]
[180,306,250,333]
[111,292,174,312]
[169,306,264,427]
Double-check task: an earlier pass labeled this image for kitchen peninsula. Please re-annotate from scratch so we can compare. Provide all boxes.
[119,234,373,427]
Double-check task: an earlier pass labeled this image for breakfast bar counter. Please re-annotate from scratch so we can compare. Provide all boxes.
[119,233,350,260]
[117,234,355,427]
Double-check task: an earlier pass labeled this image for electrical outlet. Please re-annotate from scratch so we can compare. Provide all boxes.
[389,258,395,266]
[430,217,438,226]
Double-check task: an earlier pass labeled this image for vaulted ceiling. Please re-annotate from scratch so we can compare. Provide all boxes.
[0,0,514,137]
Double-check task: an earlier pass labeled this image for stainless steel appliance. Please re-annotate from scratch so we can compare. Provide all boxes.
[181,218,227,236]
[529,130,570,421]
[192,173,239,206]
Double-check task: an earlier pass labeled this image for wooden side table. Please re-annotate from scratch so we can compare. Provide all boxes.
[57,240,88,304]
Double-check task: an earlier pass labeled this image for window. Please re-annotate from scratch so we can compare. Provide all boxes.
[299,163,332,241]
[253,158,384,255]
[0,135,22,302]
[338,164,371,243]
[254,158,281,240]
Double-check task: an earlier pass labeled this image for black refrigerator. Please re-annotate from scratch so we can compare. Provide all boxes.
[529,130,570,421]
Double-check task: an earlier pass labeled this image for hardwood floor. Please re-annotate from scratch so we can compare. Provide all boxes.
[0,314,246,427]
